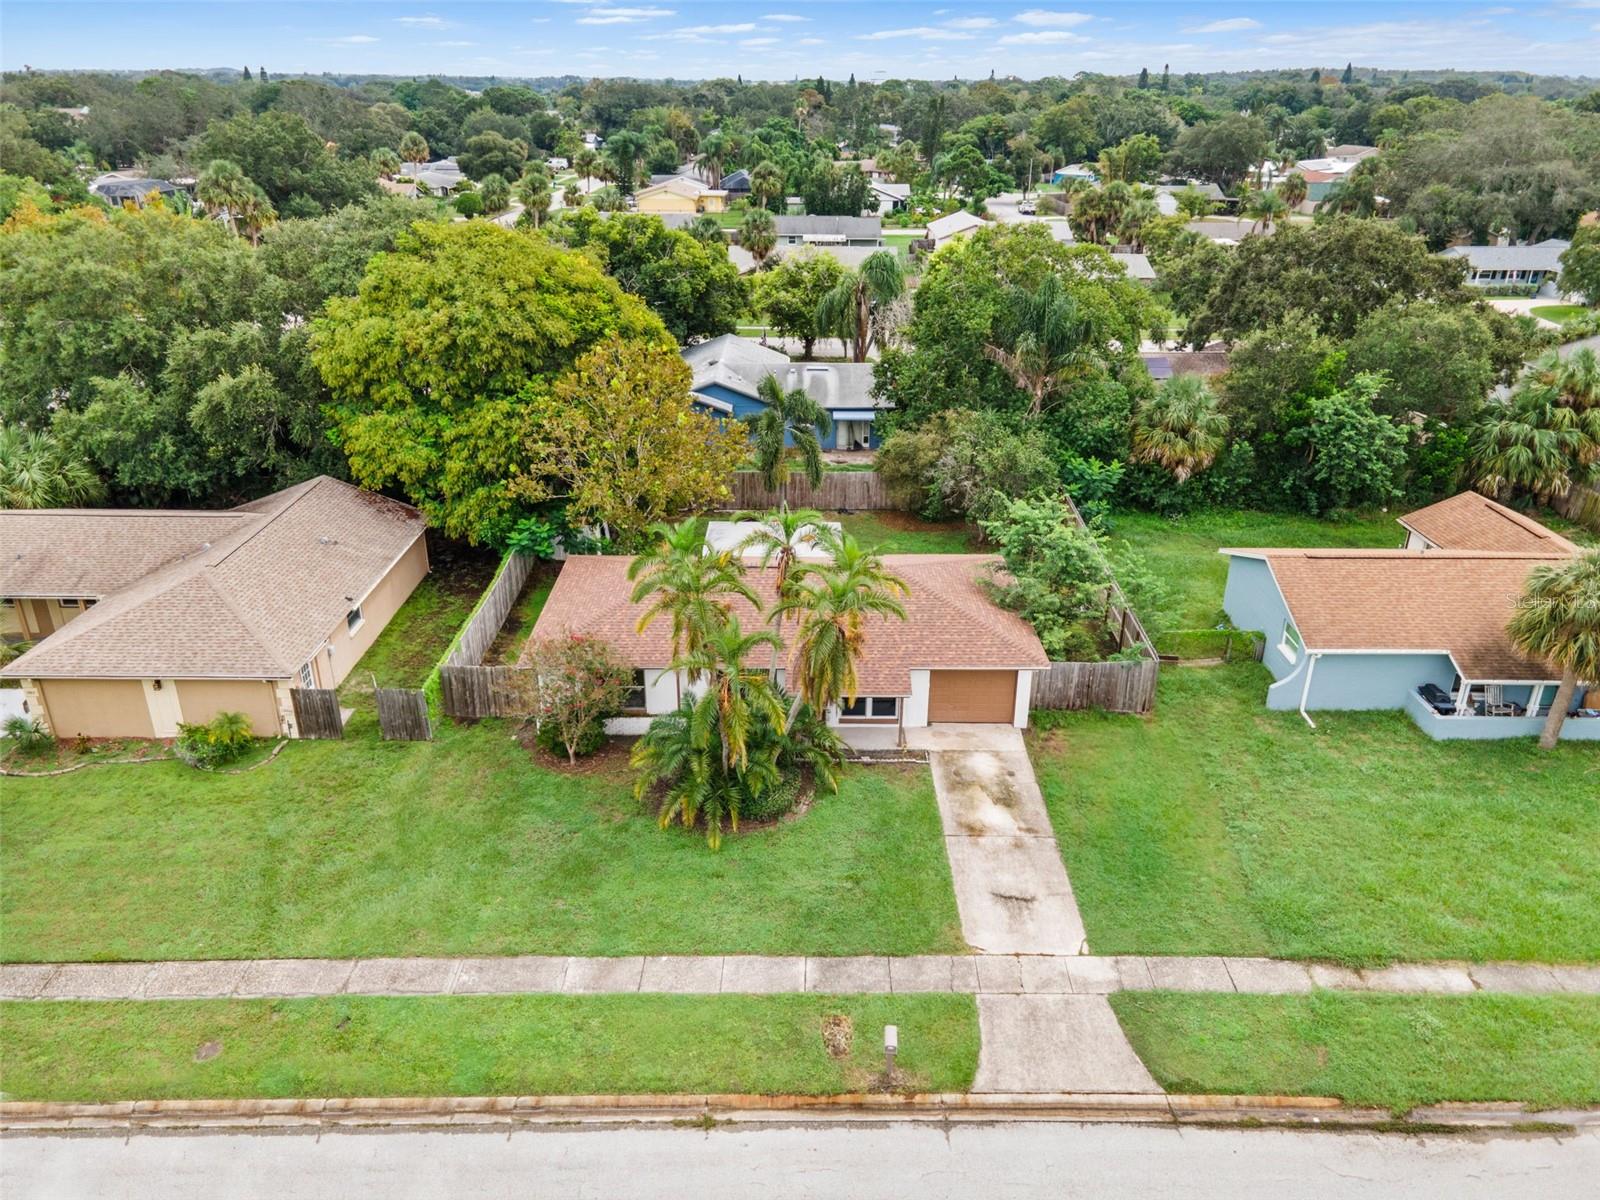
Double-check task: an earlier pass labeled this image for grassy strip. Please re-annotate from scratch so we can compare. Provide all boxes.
[2,747,963,961]
[421,549,524,712]
[336,577,487,714]
[1033,662,1600,964]
[0,994,977,1101]
[1110,991,1600,1111]
[828,510,977,554]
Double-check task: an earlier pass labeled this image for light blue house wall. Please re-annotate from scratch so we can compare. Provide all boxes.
[1221,557,1294,675]
[1407,689,1600,741]
[1266,651,1457,712]
[691,382,881,448]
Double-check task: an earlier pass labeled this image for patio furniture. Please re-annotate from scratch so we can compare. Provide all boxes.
[1418,683,1456,716]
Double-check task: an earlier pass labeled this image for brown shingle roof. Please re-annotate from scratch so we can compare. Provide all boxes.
[0,510,251,598]
[1398,491,1578,555]
[1228,548,1574,680]
[525,553,1048,695]
[2,477,423,680]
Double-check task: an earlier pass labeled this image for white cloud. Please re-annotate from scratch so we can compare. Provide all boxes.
[436,40,475,47]
[741,36,780,45]
[1187,17,1263,33]
[998,29,1085,44]
[677,22,755,33]
[798,36,825,44]
[944,16,997,28]
[761,12,809,20]
[858,26,973,40]
[576,5,674,24]
[1013,9,1094,26]
[395,15,447,27]
[312,34,379,44]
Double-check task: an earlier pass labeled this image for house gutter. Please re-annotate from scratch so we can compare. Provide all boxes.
[1298,652,1321,729]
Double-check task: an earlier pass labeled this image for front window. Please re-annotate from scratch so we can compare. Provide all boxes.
[623,669,647,711]
[1279,620,1304,664]
[58,598,80,608]
[840,696,899,719]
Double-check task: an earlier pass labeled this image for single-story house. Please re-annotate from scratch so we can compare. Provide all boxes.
[925,210,987,247]
[634,175,727,215]
[1152,182,1225,216]
[773,215,883,246]
[1052,164,1098,185]
[1,477,428,740]
[1439,239,1570,292]
[1110,251,1155,283]
[1219,492,1595,741]
[89,173,185,208]
[720,169,752,200]
[401,157,464,197]
[527,551,1049,733]
[868,180,911,215]
[728,241,890,275]
[683,334,885,449]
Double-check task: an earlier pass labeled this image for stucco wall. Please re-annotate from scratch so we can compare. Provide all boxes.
[3,597,93,640]
[1306,652,1457,711]
[175,679,283,736]
[636,192,699,214]
[1407,689,1600,741]
[1221,556,1296,678]
[35,678,153,739]
[316,534,429,688]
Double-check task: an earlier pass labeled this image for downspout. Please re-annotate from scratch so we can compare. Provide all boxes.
[1298,652,1321,729]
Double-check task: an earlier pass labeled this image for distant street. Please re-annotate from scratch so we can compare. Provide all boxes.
[5,1122,1594,1199]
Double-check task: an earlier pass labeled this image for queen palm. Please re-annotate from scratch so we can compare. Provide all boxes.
[750,159,784,211]
[628,518,757,669]
[573,147,600,190]
[698,131,727,189]
[398,131,429,166]
[1278,172,1308,212]
[747,374,832,505]
[1243,187,1288,234]
[735,505,827,675]
[1130,375,1230,483]
[784,532,908,721]
[815,250,904,363]
[1507,549,1600,749]
[738,207,778,267]
[984,273,1098,419]
[196,158,254,237]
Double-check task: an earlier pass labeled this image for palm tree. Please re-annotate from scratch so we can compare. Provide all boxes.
[1243,187,1289,234]
[1471,387,1600,503]
[815,250,904,363]
[738,206,777,267]
[746,374,832,505]
[687,213,724,244]
[479,173,511,216]
[573,147,600,191]
[697,132,728,190]
[1528,348,1600,414]
[984,273,1098,418]
[196,158,254,237]
[0,427,104,508]
[603,130,645,194]
[750,159,784,211]
[627,518,757,669]
[1317,174,1378,219]
[562,180,581,209]
[233,182,275,246]
[735,505,827,675]
[1115,188,1160,250]
[371,147,402,179]
[516,168,551,228]
[1278,172,1308,213]
[784,532,908,722]
[1507,549,1600,749]
[1130,375,1230,483]
[398,131,429,166]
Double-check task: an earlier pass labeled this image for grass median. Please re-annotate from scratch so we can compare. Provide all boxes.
[0,994,978,1101]
[1110,991,1600,1111]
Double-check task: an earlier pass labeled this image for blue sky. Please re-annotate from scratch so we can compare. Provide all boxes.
[5,2,1600,78]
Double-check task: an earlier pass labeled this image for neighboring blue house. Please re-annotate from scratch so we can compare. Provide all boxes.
[683,335,886,450]
[1219,492,1597,742]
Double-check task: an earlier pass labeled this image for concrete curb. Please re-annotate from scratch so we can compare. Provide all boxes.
[4,1093,1593,1132]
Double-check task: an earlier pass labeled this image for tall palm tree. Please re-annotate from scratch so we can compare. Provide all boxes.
[1471,387,1600,503]
[196,158,254,237]
[1243,187,1289,234]
[698,131,727,189]
[1528,348,1600,414]
[573,147,600,191]
[371,147,402,179]
[738,207,777,267]
[984,273,1098,418]
[0,427,104,508]
[1278,172,1308,213]
[1115,188,1160,250]
[627,518,757,669]
[398,131,429,166]
[1507,549,1600,749]
[516,168,551,228]
[746,375,832,505]
[784,532,908,721]
[1130,375,1230,483]
[735,505,827,675]
[750,159,784,211]
[814,250,904,363]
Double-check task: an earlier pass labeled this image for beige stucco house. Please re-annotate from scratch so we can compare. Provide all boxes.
[1,477,427,740]
[633,175,728,214]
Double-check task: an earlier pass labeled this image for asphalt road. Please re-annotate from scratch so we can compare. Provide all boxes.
[4,1122,1593,1199]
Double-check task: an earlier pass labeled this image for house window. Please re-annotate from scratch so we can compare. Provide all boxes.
[1,598,13,608]
[1279,620,1304,664]
[840,696,899,719]
[299,662,315,689]
[346,606,364,635]
[623,669,647,711]
[58,598,80,608]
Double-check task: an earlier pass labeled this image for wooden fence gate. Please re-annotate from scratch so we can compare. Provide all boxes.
[375,687,431,741]
[290,687,345,739]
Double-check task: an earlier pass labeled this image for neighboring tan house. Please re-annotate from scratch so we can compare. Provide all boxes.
[634,175,728,214]
[1218,492,1596,741]
[925,210,986,248]
[683,334,886,449]
[527,548,1049,734]
[1,477,427,740]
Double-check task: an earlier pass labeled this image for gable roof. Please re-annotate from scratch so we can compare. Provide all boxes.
[526,553,1048,695]
[682,335,881,411]
[3,478,424,681]
[1398,492,1579,555]
[721,169,751,190]
[926,210,986,241]
[636,176,726,200]
[1440,240,1569,272]
[1221,547,1574,680]
[775,215,882,240]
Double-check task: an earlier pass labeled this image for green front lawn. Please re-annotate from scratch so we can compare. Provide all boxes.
[829,510,978,555]
[1033,662,1600,964]
[1107,508,1400,629]
[2,739,963,962]
[1530,304,1594,324]
[1112,992,1600,1111]
[0,994,978,1101]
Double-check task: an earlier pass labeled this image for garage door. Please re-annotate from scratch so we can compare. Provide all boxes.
[927,670,1017,724]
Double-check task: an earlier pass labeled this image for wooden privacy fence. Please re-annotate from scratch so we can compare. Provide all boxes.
[439,664,535,720]
[445,551,536,669]
[1031,659,1159,715]
[290,687,344,739]
[375,686,431,741]
[724,471,895,511]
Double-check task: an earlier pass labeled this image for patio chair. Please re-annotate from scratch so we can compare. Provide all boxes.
[1417,683,1456,716]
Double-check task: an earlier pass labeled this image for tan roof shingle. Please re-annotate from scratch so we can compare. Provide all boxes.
[1398,492,1578,555]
